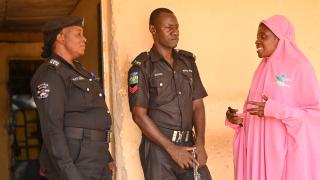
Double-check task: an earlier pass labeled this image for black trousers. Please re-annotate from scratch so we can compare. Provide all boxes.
[45,137,112,180]
[139,136,212,180]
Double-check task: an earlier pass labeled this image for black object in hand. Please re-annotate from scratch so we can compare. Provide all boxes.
[228,106,243,127]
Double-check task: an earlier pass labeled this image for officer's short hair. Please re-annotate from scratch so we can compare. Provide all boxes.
[149,8,174,25]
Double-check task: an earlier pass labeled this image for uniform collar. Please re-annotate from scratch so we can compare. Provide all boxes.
[49,53,74,68]
[149,45,179,62]
[49,53,91,79]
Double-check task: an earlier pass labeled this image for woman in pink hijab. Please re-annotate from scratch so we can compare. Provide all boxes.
[226,15,320,180]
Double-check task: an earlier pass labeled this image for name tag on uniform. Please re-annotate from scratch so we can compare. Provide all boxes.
[182,69,192,73]
[154,73,163,77]
[72,76,85,81]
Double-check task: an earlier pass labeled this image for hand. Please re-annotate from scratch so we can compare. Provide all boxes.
[108,161,116,176]
[167,144,198,169]
[195,145,207,168]
[226,106,243,126]
[246,95,268,117]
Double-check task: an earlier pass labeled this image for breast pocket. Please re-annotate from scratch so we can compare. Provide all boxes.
[150,77,163,96]
[69,80,90,107]
[149,76,175,106]
[90,81,107,107]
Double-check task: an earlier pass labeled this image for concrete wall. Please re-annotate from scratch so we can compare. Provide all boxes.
[0,42,42,179]
[101,0,320,179]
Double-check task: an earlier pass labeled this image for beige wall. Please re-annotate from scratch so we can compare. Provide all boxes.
[102,0,320,180]
[0,42,42,179]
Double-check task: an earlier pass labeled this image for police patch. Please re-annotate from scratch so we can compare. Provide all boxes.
[36,83,50,99]
[129,71,139,94]
[129,85,138,94]
[72,76,85,81]
[129,72,138,85]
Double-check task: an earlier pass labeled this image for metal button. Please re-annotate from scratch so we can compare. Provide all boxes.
[160,83,163,86]
[86,88,90,92]
[178,91,181,95]
[99,93,103,97]
[89,78,92,81]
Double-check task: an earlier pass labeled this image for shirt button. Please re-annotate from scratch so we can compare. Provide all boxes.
[178,91,181,95]
[89,78,92,81]
[86,88,90,92]
[160,83,163,86]
[99,93,103,97]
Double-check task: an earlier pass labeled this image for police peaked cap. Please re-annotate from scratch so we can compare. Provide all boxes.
[42,16,84,32]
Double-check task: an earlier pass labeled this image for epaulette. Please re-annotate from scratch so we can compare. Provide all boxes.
[131,52,149,67]
[176,49,196,61]
[47,58,60,70]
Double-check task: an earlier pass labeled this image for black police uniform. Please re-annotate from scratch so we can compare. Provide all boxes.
[31,53,112,180]
[128,46,212,180]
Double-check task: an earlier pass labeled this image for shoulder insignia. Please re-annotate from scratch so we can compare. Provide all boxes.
[131,52,149,66]
[129,71,139,94]
[176,49,196,60]
[48,58,60,66]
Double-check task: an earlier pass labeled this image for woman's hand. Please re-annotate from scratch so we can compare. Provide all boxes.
[246,95,268,117]
[226,107,243,126]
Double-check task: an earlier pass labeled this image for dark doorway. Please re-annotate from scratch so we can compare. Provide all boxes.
[8,60,44,180]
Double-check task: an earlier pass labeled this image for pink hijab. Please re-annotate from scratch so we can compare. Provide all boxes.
[230,15,320,180]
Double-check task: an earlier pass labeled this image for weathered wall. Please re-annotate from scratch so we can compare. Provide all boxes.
[102,0,320,180]
[0,42,42,179]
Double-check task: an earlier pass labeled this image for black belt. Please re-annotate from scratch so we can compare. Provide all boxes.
[159,127,193,143]
[64,127,111,143]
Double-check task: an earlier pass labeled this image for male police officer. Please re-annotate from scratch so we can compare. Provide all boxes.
[128,8,212,180]
[31,16,114,180]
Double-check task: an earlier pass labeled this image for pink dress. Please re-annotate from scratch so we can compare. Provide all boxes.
[227,15,320,180]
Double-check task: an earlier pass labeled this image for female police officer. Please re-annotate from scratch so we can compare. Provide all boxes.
[31,16,114,180]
